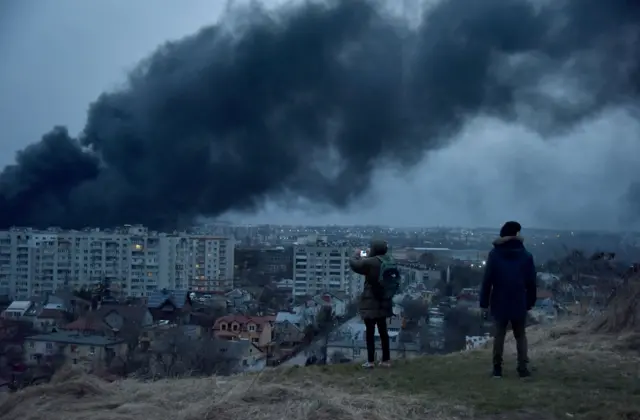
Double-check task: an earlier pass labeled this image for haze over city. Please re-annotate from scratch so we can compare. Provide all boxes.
[1,0,639,231]
[2,2,640,418]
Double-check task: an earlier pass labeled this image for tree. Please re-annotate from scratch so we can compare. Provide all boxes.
[401,297,430,328]
[314,306,336,363]
[73,286,92,301]
[443,307,485,352]
[436,264,484,297]
[315,306,334,332]
[148,327,239,378]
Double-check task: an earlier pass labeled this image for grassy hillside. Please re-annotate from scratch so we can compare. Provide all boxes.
[1,320,639,420]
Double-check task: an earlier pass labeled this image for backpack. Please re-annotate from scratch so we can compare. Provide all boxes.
[376,255,401,300]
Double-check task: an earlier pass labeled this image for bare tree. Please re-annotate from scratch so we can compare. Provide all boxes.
[400,297,430,329]
[148,326,240,378]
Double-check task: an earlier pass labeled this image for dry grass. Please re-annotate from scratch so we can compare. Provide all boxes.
[274,319,640,420]
[591,279,640,334]
[0,363,447,420]
[2,319,640,420]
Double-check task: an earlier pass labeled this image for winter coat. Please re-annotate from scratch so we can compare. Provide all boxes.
[479,236,537,322]
[350,241,393,320]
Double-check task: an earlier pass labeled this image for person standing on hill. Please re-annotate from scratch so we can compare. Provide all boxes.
[350,239,400,369]
[479,221,537,378]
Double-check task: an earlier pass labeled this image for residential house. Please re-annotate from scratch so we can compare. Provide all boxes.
[225,288,254,308]
[35,303,71,332]
[465,333,491,350]
[274,312,306,346]
[398,261,443,290]
[217,339,266,370]
[17,297,47,326]
[537,272,560,288]
[147,289,192,323]
[51,290,92,317]
[213,315,275,348]
[1,301,34,319]
[64,304,153,348]
[24,331,127,368]
[312,292,348,318]
[326,335,420,363]
[292,302,321,324]
[148,327,265,374]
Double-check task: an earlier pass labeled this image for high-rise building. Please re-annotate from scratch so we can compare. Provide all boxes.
[159,233,235,292]
[292,235,354,297]
[0,225,235,299]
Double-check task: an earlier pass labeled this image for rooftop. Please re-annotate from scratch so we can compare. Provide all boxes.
[25,331,125,346]
[147,289,190,309]
[5,301,32,311]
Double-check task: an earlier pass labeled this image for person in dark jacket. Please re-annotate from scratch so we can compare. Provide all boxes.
[479,221,537,378]
[350,239,393,368]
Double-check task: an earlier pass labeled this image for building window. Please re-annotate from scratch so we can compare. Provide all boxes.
[232,324,239,332]
[353,348,361,357]
[248,324,256,332]
[45,342,53,350]
[28,341,34,349]
[89,346,95,355]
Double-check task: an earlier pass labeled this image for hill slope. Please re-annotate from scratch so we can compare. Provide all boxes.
[1,321,639,420]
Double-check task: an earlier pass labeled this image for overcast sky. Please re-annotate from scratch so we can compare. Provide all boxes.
[1,0,639,231]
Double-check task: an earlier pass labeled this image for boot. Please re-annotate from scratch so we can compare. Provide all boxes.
[492,364,503,378]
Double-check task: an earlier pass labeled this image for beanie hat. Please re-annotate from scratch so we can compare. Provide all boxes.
[499,221,521,238]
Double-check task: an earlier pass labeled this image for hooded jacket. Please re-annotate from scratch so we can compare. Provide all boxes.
[350,240,393,320]
[479,236,537,321]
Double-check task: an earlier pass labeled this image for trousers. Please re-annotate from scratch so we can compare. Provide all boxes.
[364,317,390,363]
[493,317,529,367]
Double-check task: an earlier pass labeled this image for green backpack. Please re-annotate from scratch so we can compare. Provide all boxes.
[376,255,401,300]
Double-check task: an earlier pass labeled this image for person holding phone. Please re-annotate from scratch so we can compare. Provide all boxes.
[350,240,397,369]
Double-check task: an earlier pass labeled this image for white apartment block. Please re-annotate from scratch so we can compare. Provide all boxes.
[292,235,354,298]
[0,225,235,299]
[158,233,234,293]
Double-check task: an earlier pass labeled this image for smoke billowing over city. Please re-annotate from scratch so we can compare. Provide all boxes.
[1,0,639,230]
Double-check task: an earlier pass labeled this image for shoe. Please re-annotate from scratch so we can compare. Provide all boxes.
[492,365,503,378]
[379,361,392,368]
[362,362,375,369]
[517,366,531,378]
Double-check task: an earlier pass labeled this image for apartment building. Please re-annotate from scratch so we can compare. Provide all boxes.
[158,233,234,292]
[0,225,235,299]
[292,235,354,297]
[397,261,443,290]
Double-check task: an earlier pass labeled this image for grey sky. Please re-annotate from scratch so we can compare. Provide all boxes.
[1,0,639,230]
[0,0,224,159]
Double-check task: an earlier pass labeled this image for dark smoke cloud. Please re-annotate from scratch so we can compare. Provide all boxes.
[1,0,639,230]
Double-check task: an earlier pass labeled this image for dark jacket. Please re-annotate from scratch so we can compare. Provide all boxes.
[350,240,393,320]
[479,236,537,322]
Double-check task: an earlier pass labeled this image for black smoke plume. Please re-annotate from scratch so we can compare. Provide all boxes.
[1,0,639,230]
